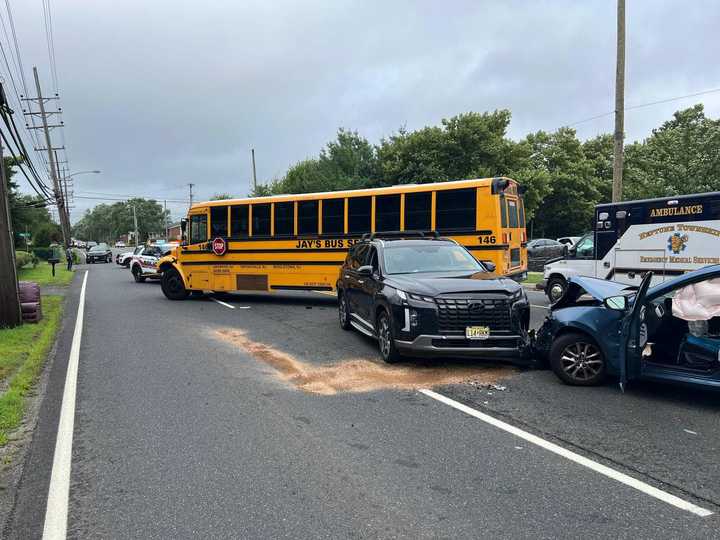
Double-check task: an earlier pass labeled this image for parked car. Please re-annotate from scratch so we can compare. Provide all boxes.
[527,238,567,259]
[86,243,112,263]
[536,265,720,389]
[131,244,174,282]
[116,245,143,267]
[557,236,581,247]
[336,234,532,364]
[114,241,126,248]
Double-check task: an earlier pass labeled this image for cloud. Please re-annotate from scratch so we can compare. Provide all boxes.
[7,0,720,221]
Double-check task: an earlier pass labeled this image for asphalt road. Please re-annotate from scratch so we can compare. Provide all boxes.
[7,260,720,538]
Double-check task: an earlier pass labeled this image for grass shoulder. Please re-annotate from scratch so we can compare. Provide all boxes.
[18,264,74,287]
[0,295,64,445]
[524,271,544,285]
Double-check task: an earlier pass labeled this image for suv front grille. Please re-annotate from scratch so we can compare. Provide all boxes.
[435,296,512,336]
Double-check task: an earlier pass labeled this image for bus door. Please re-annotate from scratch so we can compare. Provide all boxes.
[184,210,210,289]
[504,196,523,272]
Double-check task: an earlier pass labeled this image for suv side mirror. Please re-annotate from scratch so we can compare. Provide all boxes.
[604,295,628,311]
[568,245,576,257]
[357,265,373,276]
[482,261,496,273]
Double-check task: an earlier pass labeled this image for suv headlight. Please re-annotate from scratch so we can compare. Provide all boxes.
[408,292,435,303]
[510,288,525,302]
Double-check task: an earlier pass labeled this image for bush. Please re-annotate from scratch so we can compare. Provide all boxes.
[32,247,54,260]
[14,251,35,271]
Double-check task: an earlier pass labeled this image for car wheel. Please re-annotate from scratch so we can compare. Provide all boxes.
[546,276,567,303]
[338,291,351,330]
[376,310,401,364]
[132,266,146,283]
[161,267,189,300]
[549,332,606,386]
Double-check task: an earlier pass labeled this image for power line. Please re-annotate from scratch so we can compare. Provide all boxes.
[567,86,720,127]
[74,194,189,203]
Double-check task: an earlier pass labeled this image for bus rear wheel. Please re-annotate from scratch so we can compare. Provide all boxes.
[161,267,189,300]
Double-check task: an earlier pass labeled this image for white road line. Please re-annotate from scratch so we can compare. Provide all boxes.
[43,270,89,540]
[531,304,550,309]
[211,297,236,309]
[419,389,713,518]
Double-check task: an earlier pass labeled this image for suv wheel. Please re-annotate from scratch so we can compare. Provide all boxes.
[338,291,351,330]
[132,265,146,283]
[549,332,606,386]
[546,275,567,303]
[377,310,401,364]
[161,267,189,300]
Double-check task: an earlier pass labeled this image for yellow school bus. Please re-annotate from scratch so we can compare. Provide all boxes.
[157,177,528,299]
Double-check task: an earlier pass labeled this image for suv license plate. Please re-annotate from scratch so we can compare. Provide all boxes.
[466,326,490,340]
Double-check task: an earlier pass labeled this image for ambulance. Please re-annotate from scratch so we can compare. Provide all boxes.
[542,192,720,302]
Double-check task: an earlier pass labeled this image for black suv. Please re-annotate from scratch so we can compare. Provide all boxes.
[337,233,532,364]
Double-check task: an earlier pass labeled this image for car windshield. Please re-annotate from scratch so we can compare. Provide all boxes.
[89,246,105,252]
[383,244,484,274]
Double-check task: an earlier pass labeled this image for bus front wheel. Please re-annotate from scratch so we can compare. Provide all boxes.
[546,276,567,303]
[161,267,189,300]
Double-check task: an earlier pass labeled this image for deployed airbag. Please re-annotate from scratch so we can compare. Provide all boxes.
[672,278,720,321]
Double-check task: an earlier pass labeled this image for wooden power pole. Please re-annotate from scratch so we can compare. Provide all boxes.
[26,67,71,248]
[612,0,626,203]
[0,131,22,327]
[251,148,257,193]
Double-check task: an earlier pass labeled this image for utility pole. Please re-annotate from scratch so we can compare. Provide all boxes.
[55,150,70,232]
[26,67,70,247]
[188,183,194,208]
[163,199,168,239]
[251,148,257,193]
[0,131,22,327]
[612,0,626,203]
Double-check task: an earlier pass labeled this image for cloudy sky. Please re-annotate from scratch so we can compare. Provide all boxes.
[7,0,720,221]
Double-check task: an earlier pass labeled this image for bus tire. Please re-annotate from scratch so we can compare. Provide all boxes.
[161,267,189,300]
[338,291,351,330]
[546,275,567,303]
[132,265,146,283]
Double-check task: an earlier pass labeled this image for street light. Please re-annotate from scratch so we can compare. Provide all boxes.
[62,170,101,227]
[66,169,101,179]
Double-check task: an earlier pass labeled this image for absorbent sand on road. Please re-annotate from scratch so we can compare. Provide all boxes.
[215,328,515,395]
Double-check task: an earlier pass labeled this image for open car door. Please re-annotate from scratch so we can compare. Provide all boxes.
[619,272,653,388]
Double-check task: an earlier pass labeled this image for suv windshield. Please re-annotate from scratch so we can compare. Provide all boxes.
[89,245,106,252]
[383,244,484,274]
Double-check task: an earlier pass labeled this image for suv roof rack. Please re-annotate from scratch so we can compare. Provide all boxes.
[361,230,441,241]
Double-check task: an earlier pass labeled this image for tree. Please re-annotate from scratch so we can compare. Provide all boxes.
[622,104,720,199]
[72,198,169,243]
[525,128,602,238]
[211,193,234,200]
[376,110,516,185]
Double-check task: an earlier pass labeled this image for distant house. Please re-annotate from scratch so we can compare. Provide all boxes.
[167,222,182,241]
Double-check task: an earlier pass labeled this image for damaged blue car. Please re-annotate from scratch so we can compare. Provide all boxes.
[536,265,720,388]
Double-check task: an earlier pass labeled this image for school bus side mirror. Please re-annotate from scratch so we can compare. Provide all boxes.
[180,218,188,240]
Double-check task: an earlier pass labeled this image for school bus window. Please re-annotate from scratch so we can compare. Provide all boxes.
[404,191,431,230]
[274,202,294,237]
[210,205,228,237]
[500,195,508,227]
[190,214,207,244]
[252,204,271,236]
[231,205,249,237]
[518,198,526,228]
[348,196,371,234]
[436,188,476,232]
[298,200,318,235]
[375,194,400,232]
[508,199,519,228]
[322,198,344,234]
